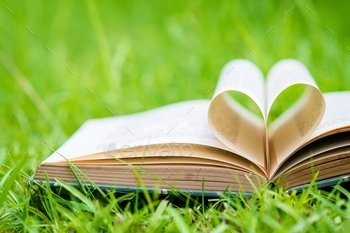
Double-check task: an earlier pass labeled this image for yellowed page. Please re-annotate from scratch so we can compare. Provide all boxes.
[43,100,231,163]
[208,59,266,169]
[267,59,325,177]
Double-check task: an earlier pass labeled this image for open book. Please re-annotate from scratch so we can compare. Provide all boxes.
[34,59,350,196]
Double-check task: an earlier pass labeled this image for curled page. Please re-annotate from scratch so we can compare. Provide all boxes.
[208,60,266,169]
[267,59,326,176]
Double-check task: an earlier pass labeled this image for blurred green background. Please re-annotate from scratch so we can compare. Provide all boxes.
[1,0,350,172]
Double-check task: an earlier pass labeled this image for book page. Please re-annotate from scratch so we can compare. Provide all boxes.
[310,92,350,140]
[208,60,266,168]
[267,60,325,177]
[270,92,350,178]
[266,59,319,112]
[43,100,232,164]
[212,59,266,118]
[272,131,350,179]
[276,147,350,188]
[68,145,266,177]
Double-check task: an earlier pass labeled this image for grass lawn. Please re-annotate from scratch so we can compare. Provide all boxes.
[1,0,350,232]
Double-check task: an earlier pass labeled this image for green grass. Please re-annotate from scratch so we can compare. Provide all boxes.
[1,0,350,232]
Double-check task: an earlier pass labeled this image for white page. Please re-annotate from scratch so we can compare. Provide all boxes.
[43,100,231,163]
[208,60,266,168]
[266,59,320,112]
[212,59,266,118]
[267,59,325,175]
[310,92,350,140]
[272,130,350,179]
